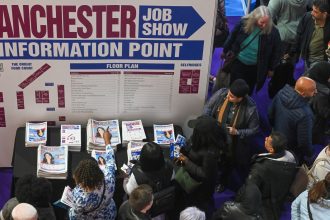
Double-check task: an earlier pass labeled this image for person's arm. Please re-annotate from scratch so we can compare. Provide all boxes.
[290,13,308,59]
[235,105,260,138]
[291,190,306,220]
[103,131,117,180]
[267,0,281,23]
[297,114,313,157]
[203,88,226,116]
[181,151,217,181]
[123,174,139,195]
[267,28,281,76]
[223,21,242,54]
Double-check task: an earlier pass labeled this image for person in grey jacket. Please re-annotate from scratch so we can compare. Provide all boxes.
[204,79,259,189]
[291,172,330,220]
[268,0,308,56]
[268,77,316,164]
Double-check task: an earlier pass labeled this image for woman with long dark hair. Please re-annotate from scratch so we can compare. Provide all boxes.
[175,115,227,218]
[291,172,330,219]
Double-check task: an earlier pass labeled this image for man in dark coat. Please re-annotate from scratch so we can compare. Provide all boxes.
[204,79,260,189]
[268,76,316,164]
[247,132,297,220]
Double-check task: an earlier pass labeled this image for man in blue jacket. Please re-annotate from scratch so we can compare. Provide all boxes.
[268,77,316,164]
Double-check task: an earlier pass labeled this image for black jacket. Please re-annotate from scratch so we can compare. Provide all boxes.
[291,12,330,62]
[223,19,281,91]
[248,151,297,220]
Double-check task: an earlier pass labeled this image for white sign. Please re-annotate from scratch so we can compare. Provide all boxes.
[0,0,217,166]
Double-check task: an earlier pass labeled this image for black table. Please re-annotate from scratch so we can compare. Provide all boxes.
[11,125,183,219]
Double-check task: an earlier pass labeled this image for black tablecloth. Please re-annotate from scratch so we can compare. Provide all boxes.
[11,125,183,219]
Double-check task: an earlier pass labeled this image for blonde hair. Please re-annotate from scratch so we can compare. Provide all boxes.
[243,6,273,35]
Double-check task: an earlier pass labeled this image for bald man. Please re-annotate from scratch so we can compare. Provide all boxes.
[268,77,316,164]
[11,203,38,220]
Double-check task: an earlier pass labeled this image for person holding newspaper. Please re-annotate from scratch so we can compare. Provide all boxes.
[69,130,117,220]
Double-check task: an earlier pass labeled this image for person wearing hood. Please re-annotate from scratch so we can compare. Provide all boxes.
[291,172,330,219]
[268,0,308,57]
[211,182,263,220]
[268,76,316,164]
[305,61,330,143]
[247,132,297,219]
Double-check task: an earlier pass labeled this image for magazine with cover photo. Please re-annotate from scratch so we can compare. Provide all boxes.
[170,134,186,159]
[153,124,175,145]
[25,122,47,146]
[91,119,121,147]
[91,150,107,172]
[127,141,146,162]
[60,124,81,147]
[37,145,68,179]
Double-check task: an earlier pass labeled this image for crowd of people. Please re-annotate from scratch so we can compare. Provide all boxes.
[1,0,330,219]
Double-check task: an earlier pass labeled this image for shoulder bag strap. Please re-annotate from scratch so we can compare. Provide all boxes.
[239,30,262,53]
[83,180,106,215]
[307,194,314,220]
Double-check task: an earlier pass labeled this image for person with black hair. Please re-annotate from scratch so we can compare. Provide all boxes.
[291,172,330,219]
[289,0,330,69]
[69,130,117,220]
[175,115,227,218]
[118,184,153,220]
[204,79,260,190]
[124,142,174,195]
[247,132,297,220]
[0,174,55,220]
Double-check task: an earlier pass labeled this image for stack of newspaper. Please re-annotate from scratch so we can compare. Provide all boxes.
[120,141,146,175]
[37,145,68,179]
[25,122,48,147]
[86,119,121,152]
[153,124,175,145]
[122,120,146,145]
[60,125,81,152]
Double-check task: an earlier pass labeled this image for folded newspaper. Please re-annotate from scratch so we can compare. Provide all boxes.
[25,122,47,147]
[122,120,146,143]
[37,145,68,179]
[60,124,81,152]
[53,186,73,209]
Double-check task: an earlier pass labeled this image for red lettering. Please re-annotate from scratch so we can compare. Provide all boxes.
[30,5,46,38]
[77,5,92,38]
[106,5,120,38]
[93,6,106,38]
[46,5,63,38]
[63,6,76,38]
[12,5,31,38]
[121,5,136,38]
[0,5,14,37]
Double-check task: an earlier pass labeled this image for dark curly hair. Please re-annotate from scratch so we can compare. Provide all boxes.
[15,174,52,207]
[73,158,104,191]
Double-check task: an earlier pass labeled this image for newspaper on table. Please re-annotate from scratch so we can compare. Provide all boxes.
[60,124,81,152]
[86,119,121,152]
[53,186,73,210]
[170,134,186,159]
[25,122,47,147]
[121,141,147,175]
[91,150,107,172]
[127,141,147,162]
[122,120,146,143]
[153,124,175,145]
[37,145,68,179]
